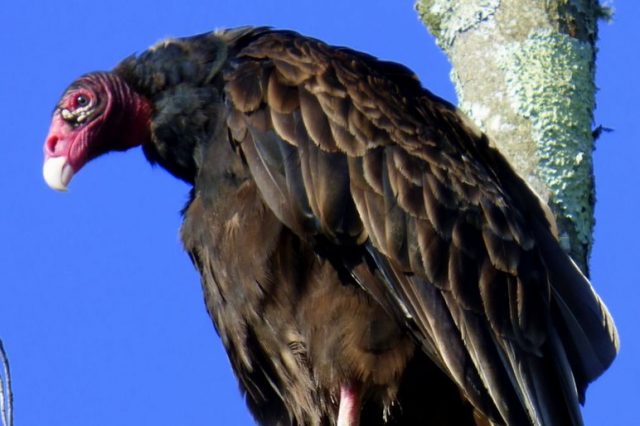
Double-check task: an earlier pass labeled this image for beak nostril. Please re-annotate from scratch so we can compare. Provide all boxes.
[45,135,59,155]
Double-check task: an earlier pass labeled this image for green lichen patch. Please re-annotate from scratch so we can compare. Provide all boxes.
[500,30,595,253]
[415,0,500,49]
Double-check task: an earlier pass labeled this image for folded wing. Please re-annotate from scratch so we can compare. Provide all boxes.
[220,29,618,425]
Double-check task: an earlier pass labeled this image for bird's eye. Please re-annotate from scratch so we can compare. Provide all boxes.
[76,94,89,107]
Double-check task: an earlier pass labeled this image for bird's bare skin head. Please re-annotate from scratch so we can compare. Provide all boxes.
[43,72,152,191]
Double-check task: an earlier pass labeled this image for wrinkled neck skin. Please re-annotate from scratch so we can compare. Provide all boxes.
[99,73,153,155]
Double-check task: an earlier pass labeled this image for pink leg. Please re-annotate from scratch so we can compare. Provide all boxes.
[337,383,361,426]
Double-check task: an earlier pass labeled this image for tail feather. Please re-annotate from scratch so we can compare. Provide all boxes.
[540,224,619,392]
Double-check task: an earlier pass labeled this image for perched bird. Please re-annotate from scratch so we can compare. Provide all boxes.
[43,27,618,425]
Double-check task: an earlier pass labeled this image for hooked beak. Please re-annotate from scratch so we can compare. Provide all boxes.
[43,156,74,191]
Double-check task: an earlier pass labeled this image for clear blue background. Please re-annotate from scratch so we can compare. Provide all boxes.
[1,1,637,424]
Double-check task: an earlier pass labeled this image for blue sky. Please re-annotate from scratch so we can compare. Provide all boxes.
[1,1,638,425]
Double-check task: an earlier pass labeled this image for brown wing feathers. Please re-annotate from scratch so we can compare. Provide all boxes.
[220,30,615,425]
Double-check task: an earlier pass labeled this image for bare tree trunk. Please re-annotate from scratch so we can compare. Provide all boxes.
[415,0,609,274]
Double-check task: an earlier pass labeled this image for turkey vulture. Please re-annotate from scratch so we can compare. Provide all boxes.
[43,27,618,425]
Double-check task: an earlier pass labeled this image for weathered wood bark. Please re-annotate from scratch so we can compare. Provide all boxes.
[416,0,608,273]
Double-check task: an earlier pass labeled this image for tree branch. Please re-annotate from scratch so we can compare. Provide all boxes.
[0,340,13,426]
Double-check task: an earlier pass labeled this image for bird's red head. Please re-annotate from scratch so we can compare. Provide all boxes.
[43,72,152,191]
